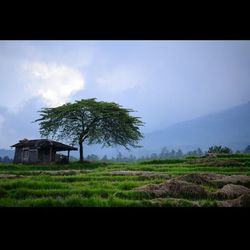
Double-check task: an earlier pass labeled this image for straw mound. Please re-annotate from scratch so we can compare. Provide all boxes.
[176,173,224,185]
[213,184,250,199]
[134,179,207,198]
[217,193,250,207]
[211,175,250,187]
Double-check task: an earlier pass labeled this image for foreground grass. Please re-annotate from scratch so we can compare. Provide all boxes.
[1,155,250,207]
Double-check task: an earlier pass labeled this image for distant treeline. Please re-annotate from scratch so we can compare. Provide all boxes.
[0,156,13,163]
[84,145,250,163]
[1,145,250,163]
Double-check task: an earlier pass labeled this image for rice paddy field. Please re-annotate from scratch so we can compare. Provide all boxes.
[1,154,250,207]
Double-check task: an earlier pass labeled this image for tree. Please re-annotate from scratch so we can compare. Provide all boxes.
[128,154,136,162]
[2,156,11,163]
[170,150,176,158]
[116,152,123,162]
[86,154,99,161]
[34,98,144,162]
[208,145,232,154]
[159,147,169,159]
[244,145,250,154]
[187,150,197,156]
[176,149,183,158]
[150,153,158,160]
[101,155,108,161]
[196,148,203,156]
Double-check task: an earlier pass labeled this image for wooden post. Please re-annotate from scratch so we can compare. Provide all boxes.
[36,149,38,163]
[68,150,70,163]
[50,147,52,163]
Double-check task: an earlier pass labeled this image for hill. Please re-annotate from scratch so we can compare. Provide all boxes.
[142,101,250,152]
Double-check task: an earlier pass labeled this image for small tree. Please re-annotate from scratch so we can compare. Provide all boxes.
[197,148,203,156]
[34,98,144,162]
[116,152,123,162]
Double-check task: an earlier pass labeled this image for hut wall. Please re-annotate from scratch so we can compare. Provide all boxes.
[14,147,22,163]
[12,141,74,164]
[52,149,56,161]
[22,147,29,163]
[38,147,55,163]
[29,149,38,163]
[38,148,49,163]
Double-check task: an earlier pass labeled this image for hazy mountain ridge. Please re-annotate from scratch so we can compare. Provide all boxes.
[142,101,250,152]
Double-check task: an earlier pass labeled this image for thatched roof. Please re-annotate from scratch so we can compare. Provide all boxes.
[11,139,78,151]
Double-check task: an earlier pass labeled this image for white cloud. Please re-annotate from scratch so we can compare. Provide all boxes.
[23,62,85,107]
[96,65,144,93]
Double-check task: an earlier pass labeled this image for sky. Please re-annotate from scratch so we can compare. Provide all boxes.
[0,40,250,149]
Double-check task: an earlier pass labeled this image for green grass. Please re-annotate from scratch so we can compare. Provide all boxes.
[1,154,250,207]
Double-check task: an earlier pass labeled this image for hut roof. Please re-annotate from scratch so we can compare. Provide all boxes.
[11,139,78,151]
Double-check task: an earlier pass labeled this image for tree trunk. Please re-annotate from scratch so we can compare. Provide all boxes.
[79,141,84,162]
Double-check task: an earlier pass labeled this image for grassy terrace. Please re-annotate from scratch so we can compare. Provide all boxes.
[1,154,250,207]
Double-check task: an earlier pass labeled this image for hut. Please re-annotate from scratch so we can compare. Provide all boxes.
[11,139,78,164]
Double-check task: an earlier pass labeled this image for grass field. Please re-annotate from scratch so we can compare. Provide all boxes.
[1,154,250,207]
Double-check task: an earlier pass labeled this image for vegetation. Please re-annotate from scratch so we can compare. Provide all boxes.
[208,145,233,154]
[82,145,244,163]
[0,156,12,163]
[34,98,144,162]
[244,145,250,154]
[0,153,250,207]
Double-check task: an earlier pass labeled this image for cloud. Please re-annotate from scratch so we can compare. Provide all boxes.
[96,65,144,93]
[22,62,85,107]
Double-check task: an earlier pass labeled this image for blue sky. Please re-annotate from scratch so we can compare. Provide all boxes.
[0,40,250,149]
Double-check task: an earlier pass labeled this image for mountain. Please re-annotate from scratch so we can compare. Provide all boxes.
[142,101,250,153]
[0,149,15,159]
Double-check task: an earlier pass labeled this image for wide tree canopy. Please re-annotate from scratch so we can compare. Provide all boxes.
[34,98,144,161]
